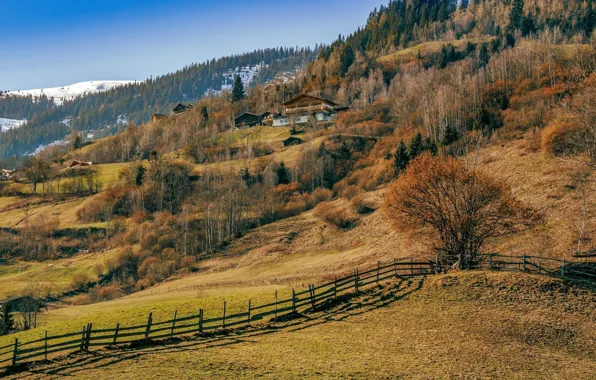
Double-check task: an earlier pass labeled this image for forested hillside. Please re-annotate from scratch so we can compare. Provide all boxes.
[0,47,317,158]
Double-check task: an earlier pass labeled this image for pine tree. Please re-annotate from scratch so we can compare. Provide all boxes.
[425,137,438,156]
[135,164,146,187]
[394,141,410,176]
[201,106,209,121]
[0,304,15,336]
[72,131,82,150]
[340,45,355,76]
[240,167,251,186]
[231,75,245,102]
[409,132,424,159]
[509,0,524,31]
[276,162,291,185]
[443,125,460,145]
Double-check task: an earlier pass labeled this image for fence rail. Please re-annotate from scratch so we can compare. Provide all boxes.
[0,254,593,369]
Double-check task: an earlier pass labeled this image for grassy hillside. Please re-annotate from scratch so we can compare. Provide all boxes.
[4,271,594,379]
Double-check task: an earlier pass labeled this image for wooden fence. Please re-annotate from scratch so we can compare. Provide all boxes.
[0,254,594,369]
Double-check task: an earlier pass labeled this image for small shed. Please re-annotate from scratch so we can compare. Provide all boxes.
[283,137,303,147]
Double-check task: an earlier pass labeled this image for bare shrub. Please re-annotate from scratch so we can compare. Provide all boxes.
[70,272,91,291]
[315,202,358,230]
[351,194,377,214]
[384,154,543,268]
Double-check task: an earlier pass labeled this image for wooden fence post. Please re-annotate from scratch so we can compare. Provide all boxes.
[522,255,527,272]
[376,261,380,285]
[354,268,359,293]
[12,338,18,366]
[292,288,296,313]
[334,277,337,299]
[85,323,92,351]
[309,285,315,309]
[274,291,278,318]
[113,323,120,345]
[198,309,204,333]
[561,259,566,278]
[170,310,178,338]
[222,300,227,329]
[79,326,87,351]
[489,254,493,270]
[145,312,153,339]
[393,258,398,278]
[435,255,440,274]
[44,331,48,360]
[410,257,414,275]
[247,300,252,325]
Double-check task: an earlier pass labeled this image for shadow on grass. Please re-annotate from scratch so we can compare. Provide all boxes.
[0,277,425,378]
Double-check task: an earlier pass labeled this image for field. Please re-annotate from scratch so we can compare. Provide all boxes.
[0,251,118,300]
[377,37,496,68]
[4,271,595,379]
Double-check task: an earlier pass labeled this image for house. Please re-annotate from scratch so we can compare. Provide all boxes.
[152,114,168,123]
[273,113,290,127]
[234,112,263,128]
[279,94,340,126]
[67,160,93,168]
[172,103,194,114]
[0,169,16,180]
[283,137,303,147]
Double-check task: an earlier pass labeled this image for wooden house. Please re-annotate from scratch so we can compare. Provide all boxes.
[152,114,168,123]
[234,112,263,128]
[0,169,17,180]
[277,94,339,126]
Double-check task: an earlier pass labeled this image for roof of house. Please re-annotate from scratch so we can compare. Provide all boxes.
[282,94,338,107]
[234,112,262,121]
[67,160,93,168]
[173,103,194,113]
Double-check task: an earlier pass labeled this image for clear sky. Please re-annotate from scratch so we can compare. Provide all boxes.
[0,0,383,90]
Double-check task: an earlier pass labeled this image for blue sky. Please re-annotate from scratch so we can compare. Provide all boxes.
[0,0,383,90]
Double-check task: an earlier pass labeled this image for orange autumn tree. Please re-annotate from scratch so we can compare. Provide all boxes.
[384,154,543,268]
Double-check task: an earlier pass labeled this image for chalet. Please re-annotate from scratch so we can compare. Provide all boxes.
[172,103,194,115]
[234,112,263,128]
[283,137,303,147]
[67,160,93,169]
[0,169,17,180]
[152,114,168,123]
[276,94,340,126]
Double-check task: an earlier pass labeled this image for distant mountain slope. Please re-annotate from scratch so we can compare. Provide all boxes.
[6,80,136,106]
[0,47,318,158]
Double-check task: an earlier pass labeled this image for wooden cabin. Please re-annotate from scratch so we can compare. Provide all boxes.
[0,169,17,180]
[277,94,340,126]
[152,114,168,123]
[283,137,303,147]
[234,112,263,128]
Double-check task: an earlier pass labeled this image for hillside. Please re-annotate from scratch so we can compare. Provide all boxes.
[1,0,596,377]
[2,271,594,379]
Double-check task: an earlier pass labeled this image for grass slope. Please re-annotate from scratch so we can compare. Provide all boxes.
[4,271,595,379]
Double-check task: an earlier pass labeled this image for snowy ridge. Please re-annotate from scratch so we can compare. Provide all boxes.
[6,80,136,106]
[0,118,27,132]
[205,64,265,96]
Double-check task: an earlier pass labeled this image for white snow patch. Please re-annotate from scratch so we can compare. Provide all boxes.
[6,80,136,106]
[0,118,27,132]
[29,140,68,156]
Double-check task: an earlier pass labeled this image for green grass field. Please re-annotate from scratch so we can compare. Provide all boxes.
[3,271,594,379]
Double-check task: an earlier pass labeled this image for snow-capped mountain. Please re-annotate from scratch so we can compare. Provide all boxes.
[6,80,136,106]
[0,118,27,132]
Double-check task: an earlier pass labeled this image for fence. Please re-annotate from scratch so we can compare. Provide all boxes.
[0,254,594,369]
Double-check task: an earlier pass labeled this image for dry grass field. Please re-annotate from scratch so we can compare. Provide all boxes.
[3,271,594,379]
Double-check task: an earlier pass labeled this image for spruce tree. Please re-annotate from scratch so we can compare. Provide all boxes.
[425,137,438,156]
[394,141,410,176]
[231,76,245,102]
[443,125,460,145]
[135,164,146,187]
[509,0,524,31]
[409,132,424,159]
[201,106,209,121]
[276,162,291,185]
[340,45,355,76]
[0,304,14,336]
